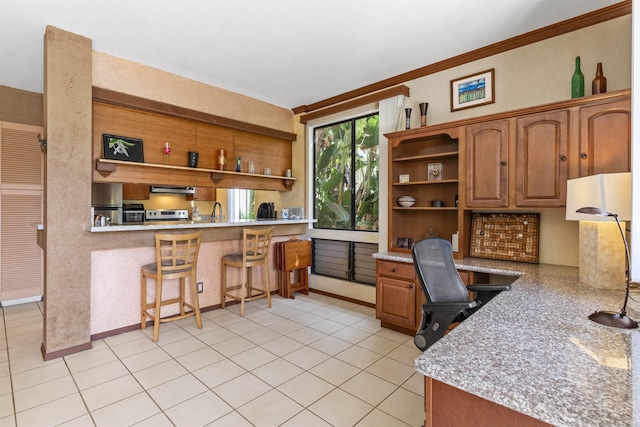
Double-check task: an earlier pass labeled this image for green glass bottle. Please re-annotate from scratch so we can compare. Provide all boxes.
[571,56,584,98]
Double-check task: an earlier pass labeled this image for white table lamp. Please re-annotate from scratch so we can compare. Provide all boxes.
[566,172,637,329]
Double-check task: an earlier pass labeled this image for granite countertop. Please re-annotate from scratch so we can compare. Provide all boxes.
[89,218,315,232]
[373,251,639,427]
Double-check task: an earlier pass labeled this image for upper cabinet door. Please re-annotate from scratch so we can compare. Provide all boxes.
[578,98,631,176]
[515,110,569,207]
[464,120,509,208]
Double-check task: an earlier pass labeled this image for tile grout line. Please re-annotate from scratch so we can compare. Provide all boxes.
[5,295,422,426]
[61,356,97,426]
[171,303,417,426]
[101,330,178,426]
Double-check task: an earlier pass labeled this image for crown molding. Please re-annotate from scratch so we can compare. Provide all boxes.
[292,0,631,116]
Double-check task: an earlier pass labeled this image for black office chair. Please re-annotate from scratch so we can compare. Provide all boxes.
[411,238,511,351]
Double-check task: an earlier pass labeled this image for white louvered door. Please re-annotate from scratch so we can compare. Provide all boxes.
[0,122,44,303]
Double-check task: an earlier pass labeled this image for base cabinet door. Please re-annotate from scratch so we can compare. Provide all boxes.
[376,275,417,330]
[515,110,569,207]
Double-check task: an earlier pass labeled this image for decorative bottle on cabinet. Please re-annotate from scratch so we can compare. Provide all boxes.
[592,62,607,95]
[571,56,584,98]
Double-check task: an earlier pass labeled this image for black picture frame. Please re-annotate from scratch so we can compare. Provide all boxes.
[397,237,412,249]
[102,134,144,162]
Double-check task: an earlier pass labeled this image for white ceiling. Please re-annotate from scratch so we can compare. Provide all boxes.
[0,0,625,110]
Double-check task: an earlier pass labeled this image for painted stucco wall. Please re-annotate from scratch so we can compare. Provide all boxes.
[43,26,94,356]
[92,52,294,131]
[0,86,43,126]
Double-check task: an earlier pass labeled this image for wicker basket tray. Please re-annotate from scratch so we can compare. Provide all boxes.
[469,213,540,263]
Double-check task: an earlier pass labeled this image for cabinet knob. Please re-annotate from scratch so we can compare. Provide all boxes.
[580,152,588,159]
[560,155,567,161]
[408,284,414,289]
[392,268,397,272]
[500,161,507,166]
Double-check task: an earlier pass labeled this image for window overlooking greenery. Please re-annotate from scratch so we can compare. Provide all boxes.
[313,113,379,231]
[226,189,255,221]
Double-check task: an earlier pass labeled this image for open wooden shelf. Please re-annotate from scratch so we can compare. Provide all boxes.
[96,158,296,188]
[392,207,458,211]
[388,131,462,257]
[393,179,458,186]
[393,151,459,163]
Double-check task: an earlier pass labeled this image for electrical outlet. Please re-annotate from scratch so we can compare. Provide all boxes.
[197,282,203,293]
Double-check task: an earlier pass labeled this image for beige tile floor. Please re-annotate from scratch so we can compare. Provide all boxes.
[0,293,425,427]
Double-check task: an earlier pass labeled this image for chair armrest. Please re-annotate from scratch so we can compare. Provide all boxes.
[466,284,511,292]
[423,300,477,312]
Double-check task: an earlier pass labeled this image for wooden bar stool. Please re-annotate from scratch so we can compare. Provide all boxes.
[141,231,203,341]
[221,228,273,316]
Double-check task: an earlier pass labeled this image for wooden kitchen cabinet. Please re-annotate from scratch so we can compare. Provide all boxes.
[123,183,150,200]
[187,187,215,201]
[463,90,630,209]
[464,120,509,208]
[382,91,629,279]
[92,94,296,191]
[577,97,631,176]
[376,260,419,333]
[375,259,489,335]
[388,127,465,257]
[515,110,569,207]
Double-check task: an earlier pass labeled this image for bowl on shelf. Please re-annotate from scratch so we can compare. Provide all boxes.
[397,195,416,207]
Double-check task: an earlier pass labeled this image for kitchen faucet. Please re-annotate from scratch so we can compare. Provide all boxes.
[211,201,223,222]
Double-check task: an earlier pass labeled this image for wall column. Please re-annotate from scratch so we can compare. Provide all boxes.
[42,26,93,359]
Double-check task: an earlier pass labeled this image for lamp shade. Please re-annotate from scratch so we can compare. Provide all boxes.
[566,173,631,221]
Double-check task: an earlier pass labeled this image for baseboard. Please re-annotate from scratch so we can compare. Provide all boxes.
[1,295,43,307]
[89,300,237,341]
[308,288,375,309]
[41,341,92,361]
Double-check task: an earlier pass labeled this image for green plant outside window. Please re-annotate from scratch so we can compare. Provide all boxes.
[313,113,379,231]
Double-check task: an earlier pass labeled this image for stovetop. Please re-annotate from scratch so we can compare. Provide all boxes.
[145,209,190,221]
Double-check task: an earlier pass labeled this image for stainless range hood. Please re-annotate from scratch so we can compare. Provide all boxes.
[150,185,196,194]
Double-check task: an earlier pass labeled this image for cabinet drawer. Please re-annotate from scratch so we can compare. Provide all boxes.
[377,260,415,280]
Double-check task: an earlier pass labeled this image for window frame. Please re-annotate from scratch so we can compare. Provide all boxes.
[305,107,380,262]
[311,111,379,233]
